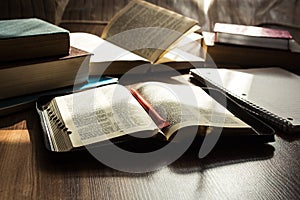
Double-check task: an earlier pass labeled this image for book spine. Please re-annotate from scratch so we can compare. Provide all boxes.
[43,102,73,152]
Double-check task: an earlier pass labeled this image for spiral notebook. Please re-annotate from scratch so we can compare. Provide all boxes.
[190,67,300,133]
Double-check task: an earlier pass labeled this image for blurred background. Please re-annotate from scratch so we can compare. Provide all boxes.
[1,0,299,40]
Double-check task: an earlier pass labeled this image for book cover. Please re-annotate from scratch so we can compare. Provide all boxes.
[0,47,91,100]
[213,23,292,50]
[0,18,70,62]
[201,31,300,75]
[214,23,292,39]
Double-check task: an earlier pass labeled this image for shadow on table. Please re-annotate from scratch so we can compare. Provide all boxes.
[26,107,275,177]
[275,130,300,142]
[169,143,275,174]
[26,109,157,177]
[0,106,33,129]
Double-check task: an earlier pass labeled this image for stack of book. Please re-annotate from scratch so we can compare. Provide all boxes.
[0,18,91,100]
[201,23,300,74]
[0,18,93,116]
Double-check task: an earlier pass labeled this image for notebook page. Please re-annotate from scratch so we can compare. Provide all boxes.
[195,67,300,126]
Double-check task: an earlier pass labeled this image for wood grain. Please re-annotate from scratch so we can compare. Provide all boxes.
[0,108,300,199]
[1,1,300,199]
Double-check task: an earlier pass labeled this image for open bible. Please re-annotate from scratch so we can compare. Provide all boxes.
[70,0,203,75]
[37,81,274,152]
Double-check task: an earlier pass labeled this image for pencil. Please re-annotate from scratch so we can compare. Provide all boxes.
[130,88,170,129]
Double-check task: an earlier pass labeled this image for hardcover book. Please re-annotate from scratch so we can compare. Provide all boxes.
[201,31,300,75]
[213,23,292,50]
[0,18,70,62]
[0,47,91,100]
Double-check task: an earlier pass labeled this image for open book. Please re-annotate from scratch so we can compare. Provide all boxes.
[37,81,274,152]
[70,0,203,75]
[190,67,300,133]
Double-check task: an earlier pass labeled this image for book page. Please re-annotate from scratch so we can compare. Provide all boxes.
[135,82,249,140]
[70,32,203,76]
[70,32,203,64]
[101,0,198,63]
[70,32,149,76]
[156,32,204,63]
[70,32,147,63]
[53,84,158,147]
[234,68,300,126]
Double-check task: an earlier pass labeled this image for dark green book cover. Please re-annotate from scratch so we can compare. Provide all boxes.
[0,18,70,62]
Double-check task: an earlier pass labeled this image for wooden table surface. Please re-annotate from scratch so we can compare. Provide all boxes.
[1,106,300,200]
[1,1,300,199]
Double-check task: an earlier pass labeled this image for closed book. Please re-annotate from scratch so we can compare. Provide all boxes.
[201,31,300,75]
[0,18,70,62]
[0,47,91,100]
[213,23,292,50]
